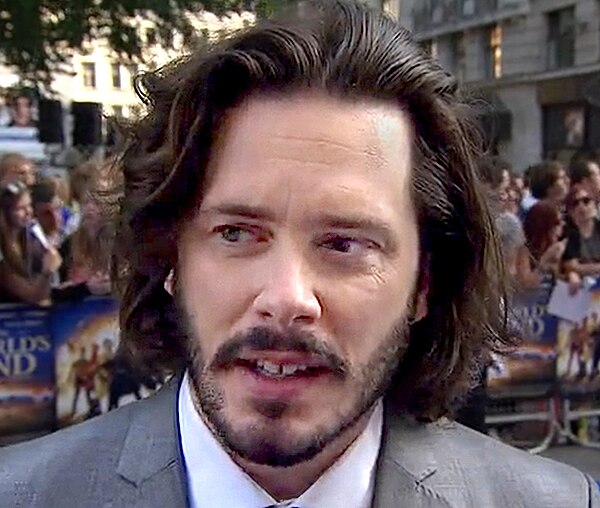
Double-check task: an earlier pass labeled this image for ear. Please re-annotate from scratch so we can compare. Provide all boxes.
[411,265,430,324]
[164,269,175,296]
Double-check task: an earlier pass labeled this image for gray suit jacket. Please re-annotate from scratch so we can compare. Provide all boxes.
[0,379,598,508]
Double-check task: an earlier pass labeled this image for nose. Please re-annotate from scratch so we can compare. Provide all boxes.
[252,249,322,328]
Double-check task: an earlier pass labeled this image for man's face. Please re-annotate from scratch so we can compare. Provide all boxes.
[569,189,596,224]
[34,195,62,236]
[11,97,32,127]
[177,94,426,467]
[550,168,568,203]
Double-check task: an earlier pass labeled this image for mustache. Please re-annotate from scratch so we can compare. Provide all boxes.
[210,326,348,377]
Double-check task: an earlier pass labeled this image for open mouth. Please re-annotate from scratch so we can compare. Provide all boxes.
[236,358,332,379]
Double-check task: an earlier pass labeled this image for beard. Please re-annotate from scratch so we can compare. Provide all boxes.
[182,302,409,468]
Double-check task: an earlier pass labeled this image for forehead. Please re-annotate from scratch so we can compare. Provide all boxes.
[15,193,31,207]
[202,94,414,219]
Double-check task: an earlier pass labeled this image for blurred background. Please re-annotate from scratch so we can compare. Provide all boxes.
[0,0,599,488]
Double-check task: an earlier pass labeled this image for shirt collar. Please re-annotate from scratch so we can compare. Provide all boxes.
[178,372,383,508]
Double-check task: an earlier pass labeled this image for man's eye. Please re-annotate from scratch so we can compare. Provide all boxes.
[321,235,376,254]
[325,237,358,253]
[215,226,252,243]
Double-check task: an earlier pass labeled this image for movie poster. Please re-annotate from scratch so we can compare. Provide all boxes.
[488,291,558,393]
[556,282,600,395]
[0,304,55,436]
[53,297,156,427]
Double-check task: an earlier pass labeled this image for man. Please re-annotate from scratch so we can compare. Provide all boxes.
[521,160,568,213]
[1,2,598,507]
[570,158,600,203]
[0,152,36,187]
[30,179,64,248]
[8,94,35,128]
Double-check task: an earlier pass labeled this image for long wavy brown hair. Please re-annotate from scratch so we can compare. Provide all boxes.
[0,181,29,277]
[109,0,509,421]
[523,201,562,263]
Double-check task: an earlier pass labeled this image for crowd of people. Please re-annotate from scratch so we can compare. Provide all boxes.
[479,151,600,300]
[0,151,112,306]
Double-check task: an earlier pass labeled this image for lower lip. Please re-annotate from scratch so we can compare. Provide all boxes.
[234,365,334,399]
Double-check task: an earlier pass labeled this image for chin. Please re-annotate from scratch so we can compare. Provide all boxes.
[223,416,333,467]
[215,394,367,468]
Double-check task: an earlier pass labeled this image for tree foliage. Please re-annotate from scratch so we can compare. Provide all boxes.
[0,0,290,85]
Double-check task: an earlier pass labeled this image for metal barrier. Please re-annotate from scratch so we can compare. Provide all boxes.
[485,282,600,452]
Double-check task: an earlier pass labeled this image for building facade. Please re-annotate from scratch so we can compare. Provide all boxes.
[409,0,600,171]
[0,10,255,150]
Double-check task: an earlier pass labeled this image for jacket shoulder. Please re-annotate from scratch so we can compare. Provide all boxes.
[435,422,599,507]
[0,403,137,480]
[0,401,136,505]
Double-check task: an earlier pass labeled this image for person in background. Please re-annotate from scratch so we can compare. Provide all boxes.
[563,185,600,292]
[519,167,534,216]
[521,161,568,214]
[65,198,112,295]
[0,181,62,304]
[570,158,600,204]
[30,179,64,248]
[476,155,540,289]
[48,175,77,237]
[512,172,525,197]
[62,161,113,294]
[66,160,96,235]
[500,180,522,217]
[7,94,35,128]
[522,201,566,292]
[0,152,36,187]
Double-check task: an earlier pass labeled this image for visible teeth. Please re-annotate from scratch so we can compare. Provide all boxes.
[282,364,299,376]
[257,360,281,375]
[255,361,309,377]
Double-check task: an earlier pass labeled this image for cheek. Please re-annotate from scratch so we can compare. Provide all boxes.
[178,242,252,350]
[322,265,414,363]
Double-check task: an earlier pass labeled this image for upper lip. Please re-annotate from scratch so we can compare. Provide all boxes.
[237,351,331,368]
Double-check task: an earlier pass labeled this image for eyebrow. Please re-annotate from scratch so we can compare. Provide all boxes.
[198,204,276,221]
[308,212,391,232]
[309,212,397,248]
[198,204,397,246]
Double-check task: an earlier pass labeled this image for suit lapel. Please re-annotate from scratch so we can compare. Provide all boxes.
[116,376,188,508]
[372,403,456,508]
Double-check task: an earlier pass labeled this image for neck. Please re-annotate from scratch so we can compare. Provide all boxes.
[579,218,595,236]
[236,408,375,500]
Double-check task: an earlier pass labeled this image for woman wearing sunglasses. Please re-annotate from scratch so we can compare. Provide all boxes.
[0,181,62,305]
[563,185,600,286]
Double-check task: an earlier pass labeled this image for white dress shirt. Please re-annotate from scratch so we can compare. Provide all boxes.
[178,372,383,508]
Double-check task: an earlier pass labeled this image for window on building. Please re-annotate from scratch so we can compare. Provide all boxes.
[461,0,476,17]
[448,32,466,82]
[483,24,502,79]
[82,62,96,89]
[112,105,124,118]
[126,64,138,88]
[547,7,575,70]
[431,0,443,23]
[111,64,122,89]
